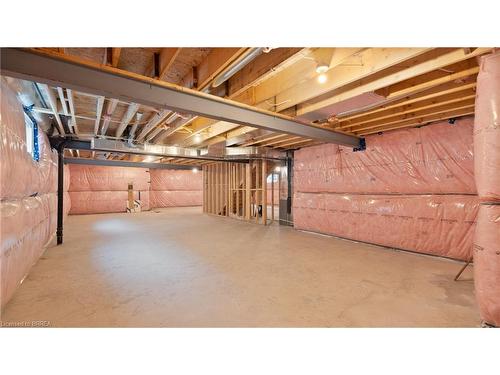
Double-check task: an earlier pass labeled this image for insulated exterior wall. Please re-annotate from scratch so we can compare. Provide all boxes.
[293,117,478,261]
[294,117,475,195]
[1,79,69,309]
[149,169,203,208]
[68,165,150,214]
[472,51,500,327]
[1,83,58,200]
[69,190,150,214]
[294,193,478,260]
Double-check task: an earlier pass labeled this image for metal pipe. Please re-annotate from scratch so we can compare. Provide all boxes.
[212,48,265,88]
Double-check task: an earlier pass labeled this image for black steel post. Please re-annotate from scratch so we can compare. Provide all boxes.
[56,142,65,245]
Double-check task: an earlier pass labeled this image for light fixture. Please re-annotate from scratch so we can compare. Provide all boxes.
[193,134,202,144]
[192,167,199,173]
[316,62,329,74]
[317,73,327,84]
[274,166,281,172]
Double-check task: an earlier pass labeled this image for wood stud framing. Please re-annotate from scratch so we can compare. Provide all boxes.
[203,160,270,225]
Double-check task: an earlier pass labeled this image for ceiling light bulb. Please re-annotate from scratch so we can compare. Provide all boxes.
[192,167,199,173]
[193,134,202,144]
[317,73,327,84]
[316,63,329,74]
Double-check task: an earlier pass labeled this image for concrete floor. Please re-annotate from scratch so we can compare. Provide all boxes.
[1,207,479,327]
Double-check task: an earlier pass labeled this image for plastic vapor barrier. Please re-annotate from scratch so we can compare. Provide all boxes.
[68,165,150,192]
[294,192,478,261]
[1,79,70,309]
[150,190,203,208]
[69,190,150,215]
[150,169,202,191]
[294,117,475,195]
[1,80,58,200]
[293,118,479,261]
[473,51,500,326]
[68,164,150,214]
[149,169,203,209]
[474,52,500,201]
[473,204,500,326]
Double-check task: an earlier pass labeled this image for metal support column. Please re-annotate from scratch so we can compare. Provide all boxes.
[56,141,66,245]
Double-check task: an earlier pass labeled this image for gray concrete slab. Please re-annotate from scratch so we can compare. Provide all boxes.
[1,207,479,327]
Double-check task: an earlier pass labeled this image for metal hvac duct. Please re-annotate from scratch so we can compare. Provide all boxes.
[211,48,266,88]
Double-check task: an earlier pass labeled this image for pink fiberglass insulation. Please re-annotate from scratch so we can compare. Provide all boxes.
[1,79,70,309]
[150,169,203,191]
[473,51,500,326]
[294,117,475,195]
[293,192,478,260]
[473,204,500,326]
[1,80,58,200]
[150,190,203,208]
[0,193,71,309]
[149,169,203,209]
[68,164,150,192]
[69,190,150,215]
[474,51,500,201]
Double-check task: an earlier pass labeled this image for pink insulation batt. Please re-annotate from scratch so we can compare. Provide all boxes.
[473,204,500,326]
[68,165,150,214]
[68,165,150,192]
[150,169,202,191]
[294,117,476,195]
[293,117,479,261]
[294,192,478,261]
[1,82,58,200]
[150,190,203,208]
[149,169,203,208]
[69,190,150,214]
[474,52,500,201]
[1,79,70,309]
[472,51,500,327]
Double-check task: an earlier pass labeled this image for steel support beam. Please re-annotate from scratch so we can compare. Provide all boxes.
[1,48,361,147]
[56,137,286,161]
[64,157,200,170]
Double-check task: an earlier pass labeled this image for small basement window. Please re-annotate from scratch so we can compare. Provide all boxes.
[23,109,39,161]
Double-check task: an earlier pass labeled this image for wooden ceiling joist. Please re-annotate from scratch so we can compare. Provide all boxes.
[94,96,105,135]
[165,48,310,145]
[259,136,301,147]
[196,48,247,90]
[240,133,288,147]
[66,88,79,134]
[335,81,476,123]
[40,84,65,135]
[270,48,434,114]
[358,105,476,136]
[158,48,182,81]
[337,93,476,131]
[111,48,121,68]
[275,138,314,149]
[351,99,475,134]
[297,48,489,116]
[227,48,304,98]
